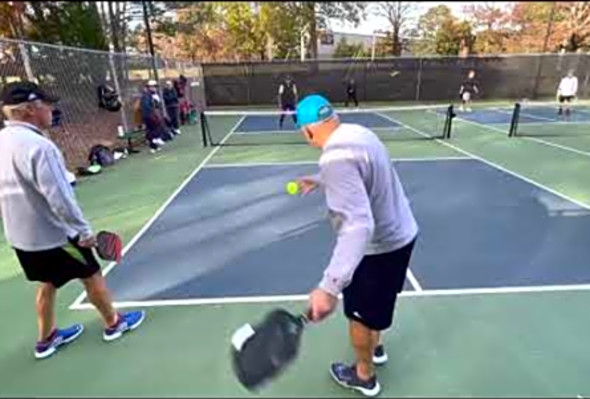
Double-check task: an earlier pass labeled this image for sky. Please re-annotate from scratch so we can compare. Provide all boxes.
[133,2,515,38]
[329,2,513,36]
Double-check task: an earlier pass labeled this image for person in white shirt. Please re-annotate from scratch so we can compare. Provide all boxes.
[557,70,578,116]
[0,82,145,360]
[295,94,419,397]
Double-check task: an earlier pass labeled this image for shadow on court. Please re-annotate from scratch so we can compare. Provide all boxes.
[87,159,590,304]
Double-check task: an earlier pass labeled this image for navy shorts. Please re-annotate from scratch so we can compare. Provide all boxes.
[14,237,101,288]
[342,238,416,331]
[282,103,296,112]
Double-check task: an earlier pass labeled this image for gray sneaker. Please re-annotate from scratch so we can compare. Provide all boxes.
[373,344,388,365]
[329,363,381,397]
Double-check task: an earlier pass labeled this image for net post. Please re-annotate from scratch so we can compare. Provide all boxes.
[509,102,520,137]
[200,111,208,147]
[444,104,454,139]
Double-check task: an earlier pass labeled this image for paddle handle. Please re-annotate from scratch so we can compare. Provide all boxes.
[298,311,311,325]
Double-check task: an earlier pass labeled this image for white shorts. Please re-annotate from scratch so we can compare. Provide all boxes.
[461,92,472,102]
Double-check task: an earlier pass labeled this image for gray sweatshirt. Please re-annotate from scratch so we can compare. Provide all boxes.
[317,123,418,296]
[0,121,93,251]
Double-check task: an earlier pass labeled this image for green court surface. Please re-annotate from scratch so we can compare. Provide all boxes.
[2,101,590,398]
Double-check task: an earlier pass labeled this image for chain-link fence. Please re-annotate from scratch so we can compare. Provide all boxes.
[202,53,590,106]
[2,36,588,169]
[0,38,205,170]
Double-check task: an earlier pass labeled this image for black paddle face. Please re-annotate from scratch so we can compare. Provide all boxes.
[231,308,306,391]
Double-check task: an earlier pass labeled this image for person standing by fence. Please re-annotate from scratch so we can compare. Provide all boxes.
[163,81,181,135]
[141,81,168,153]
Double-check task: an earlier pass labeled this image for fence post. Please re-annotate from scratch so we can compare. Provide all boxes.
[363,60,368,104]
[415,57,423,102]
[584,53,590,99]
[246,63,252,106]
[108,51,129,132]
[17,42,35,81]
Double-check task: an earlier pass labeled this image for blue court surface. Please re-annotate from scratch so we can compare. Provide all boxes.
[81,158,590,306]
[453,106,590,126]
[234,111,401,133]
[518,105,590,123]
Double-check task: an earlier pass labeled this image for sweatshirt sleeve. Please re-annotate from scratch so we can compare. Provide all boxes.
[318,156,374,296]
[31,143,93,240]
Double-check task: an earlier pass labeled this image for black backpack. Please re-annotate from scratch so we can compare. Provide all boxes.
[97,84,122,112]
[88,145,115,167]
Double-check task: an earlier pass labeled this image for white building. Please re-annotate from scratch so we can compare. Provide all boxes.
[317,30,414,58]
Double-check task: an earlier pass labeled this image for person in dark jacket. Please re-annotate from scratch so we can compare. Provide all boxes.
[163,81,181,135]
[140,80,170,153]
[345,78,358,108]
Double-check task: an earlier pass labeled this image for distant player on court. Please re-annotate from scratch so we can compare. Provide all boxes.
[278,75,298,129]
[557,69,578,117]
[459,70,479,112]
[345,78,358,108]
[295,94,419,397]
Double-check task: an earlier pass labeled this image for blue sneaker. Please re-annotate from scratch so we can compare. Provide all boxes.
[103,311,146,342]
[329,363,381,397]
[34,324,84,359]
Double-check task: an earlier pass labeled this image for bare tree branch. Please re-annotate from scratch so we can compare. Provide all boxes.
[371,2,415,55]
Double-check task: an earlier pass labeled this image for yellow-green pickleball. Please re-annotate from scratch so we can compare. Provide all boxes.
[286,181,299,195]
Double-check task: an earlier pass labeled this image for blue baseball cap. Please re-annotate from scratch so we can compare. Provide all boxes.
[296,94,335,128]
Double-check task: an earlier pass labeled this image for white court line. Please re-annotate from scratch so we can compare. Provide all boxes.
[378,111,590,212]
[454,114,508,135]
[70,112,590,311]
[69,283,590,310]
[407,269,423,292]
[205,160,317,168]
[376,111,438,140]
[455,111,590,159]
[521,136,590,158]
[235,126,401,135]
[518,111,557,122]
[204,156,472,169]
[488,104,559,122]
[515,120,590,126]
[68,117,243,310]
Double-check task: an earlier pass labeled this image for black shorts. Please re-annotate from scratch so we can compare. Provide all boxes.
[14,238,101,288]
[343,238,416,331]
[281,103,296,112]
[559,95,574,103]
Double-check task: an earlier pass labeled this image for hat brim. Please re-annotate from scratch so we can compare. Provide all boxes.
[40,92,59,103]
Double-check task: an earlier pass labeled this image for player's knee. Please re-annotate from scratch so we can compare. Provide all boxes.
[81,271,106,291]
[36,283,55,305]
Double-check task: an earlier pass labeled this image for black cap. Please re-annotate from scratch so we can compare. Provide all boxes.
[0,81,59,106]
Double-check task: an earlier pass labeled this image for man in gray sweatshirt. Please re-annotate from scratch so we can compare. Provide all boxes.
[0,82,145,360]
[296,95,418,397]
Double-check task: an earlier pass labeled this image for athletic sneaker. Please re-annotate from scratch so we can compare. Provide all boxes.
[35,324,84,359]
[373,344,388,365]
[103,311,146,342]
[329,363,381,397]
